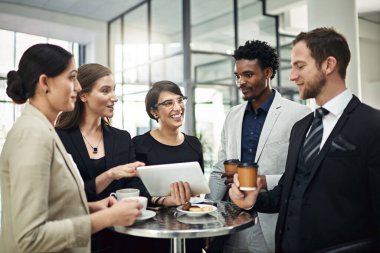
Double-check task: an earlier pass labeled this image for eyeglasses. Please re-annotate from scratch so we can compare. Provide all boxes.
[154,96,188,109]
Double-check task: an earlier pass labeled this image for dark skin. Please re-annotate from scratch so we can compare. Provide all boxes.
[222,59,272,189]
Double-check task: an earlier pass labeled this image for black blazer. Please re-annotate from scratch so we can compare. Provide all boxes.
[56,123,147,201]
[254,96,380,252]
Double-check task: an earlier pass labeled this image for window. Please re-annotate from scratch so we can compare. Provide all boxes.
[0,29,81,153]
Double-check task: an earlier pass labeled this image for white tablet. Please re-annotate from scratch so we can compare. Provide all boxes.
[136,162,210,196]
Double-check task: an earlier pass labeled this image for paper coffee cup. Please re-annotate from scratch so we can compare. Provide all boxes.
[237,162,258,191]
[110,188,140,200]
[223,159,240,173]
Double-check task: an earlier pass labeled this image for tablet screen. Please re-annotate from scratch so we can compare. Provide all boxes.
[136,162,210,196]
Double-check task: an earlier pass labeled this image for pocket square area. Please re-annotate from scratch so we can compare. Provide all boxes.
[331,135,356,152]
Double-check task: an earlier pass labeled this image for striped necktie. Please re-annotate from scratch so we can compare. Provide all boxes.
[302,107,329,168]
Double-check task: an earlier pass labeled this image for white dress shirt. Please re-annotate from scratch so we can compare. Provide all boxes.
[318,89,353,149]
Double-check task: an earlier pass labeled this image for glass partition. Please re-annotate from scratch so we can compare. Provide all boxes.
[0,29,81,153]
[0,30,15,75]
[151,55,184,84]
[190,0,234,54]
[151,0,182,59]
[108,0,282,175]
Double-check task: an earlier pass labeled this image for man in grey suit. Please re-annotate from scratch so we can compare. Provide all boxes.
[207,40,310,253]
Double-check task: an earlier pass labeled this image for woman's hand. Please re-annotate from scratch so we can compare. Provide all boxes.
[91,198,143,232]
[88,196,117,213]
[107,199,143,227]
[107,161,145,180]
[163,181,191,206]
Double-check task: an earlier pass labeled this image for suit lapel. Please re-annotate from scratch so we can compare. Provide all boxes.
[255,91,281,163]
[52,130,89,208]
[103,124,114,169]
[284,114,314,194]
[305,96,361,189]
[68,128,95,179]
[24,105,89,208]
[232,103,245,160]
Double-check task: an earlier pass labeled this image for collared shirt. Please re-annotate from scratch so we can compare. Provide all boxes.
[318,89,352,148]
[241,90,275,163]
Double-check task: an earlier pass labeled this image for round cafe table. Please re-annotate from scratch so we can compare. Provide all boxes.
[110,201,256,253]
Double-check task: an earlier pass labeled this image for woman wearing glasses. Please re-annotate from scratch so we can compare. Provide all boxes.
[132,80,204,252]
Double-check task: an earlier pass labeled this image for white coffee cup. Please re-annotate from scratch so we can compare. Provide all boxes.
[125,196,148,212]
[110,188,140,200]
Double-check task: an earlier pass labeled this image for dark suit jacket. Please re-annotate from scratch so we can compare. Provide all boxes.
[253,96,380,252]
[56,123,147,201]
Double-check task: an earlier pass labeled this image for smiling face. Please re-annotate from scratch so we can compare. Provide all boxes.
[290,41,327,100]
[46,58,81,113]
[234,59,271,102]
[80,75,118,118]
[152,91,186,130]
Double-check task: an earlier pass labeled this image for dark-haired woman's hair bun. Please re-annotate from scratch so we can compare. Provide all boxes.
[6,70,27,104]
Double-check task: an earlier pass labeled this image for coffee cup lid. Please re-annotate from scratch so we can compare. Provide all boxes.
[237,162,258,168]
[224,159,240,164]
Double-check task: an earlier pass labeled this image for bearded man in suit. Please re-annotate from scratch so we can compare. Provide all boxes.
[229,27,380,252]
[207,40,310,253]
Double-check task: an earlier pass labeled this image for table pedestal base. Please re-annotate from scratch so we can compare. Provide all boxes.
[171,237,186,253]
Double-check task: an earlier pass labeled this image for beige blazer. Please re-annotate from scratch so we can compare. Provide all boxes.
[207,90,311,252]
[0,104,91,253]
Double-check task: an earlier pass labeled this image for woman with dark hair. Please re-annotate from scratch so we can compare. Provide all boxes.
[55,63,146,252]
[0,44,142,253]
[132,80,205,252]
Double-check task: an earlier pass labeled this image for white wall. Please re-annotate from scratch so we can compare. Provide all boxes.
[0,2,108,65]
[359,18,380,109]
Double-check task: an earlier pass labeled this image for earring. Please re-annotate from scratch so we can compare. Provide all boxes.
[266,78,271,87]
[45,89,49,94]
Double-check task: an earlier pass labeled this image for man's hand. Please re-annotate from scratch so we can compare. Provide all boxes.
[229,173,262,209]
[221,172,236,185]
[258,175,267,189]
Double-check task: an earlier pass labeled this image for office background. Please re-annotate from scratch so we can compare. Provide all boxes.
[0,0,379,177]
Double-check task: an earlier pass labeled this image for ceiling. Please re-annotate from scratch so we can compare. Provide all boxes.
[0,0,379,22]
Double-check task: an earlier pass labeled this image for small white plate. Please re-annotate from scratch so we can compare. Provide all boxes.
[177,204,217,217]
[136,210,156,221]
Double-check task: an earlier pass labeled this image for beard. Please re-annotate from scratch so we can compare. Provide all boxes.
[242,86,268,102]
[301,71,327,100]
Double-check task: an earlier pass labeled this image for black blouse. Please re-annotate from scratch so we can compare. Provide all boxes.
[132,131,204,172]
[56,123,147,201]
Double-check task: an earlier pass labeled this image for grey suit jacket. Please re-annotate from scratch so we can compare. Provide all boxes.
[0,104,91,253]
[208,90,310,252]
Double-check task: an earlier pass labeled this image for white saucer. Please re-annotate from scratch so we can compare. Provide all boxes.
[177,204,217,217]
[136,210,156,221]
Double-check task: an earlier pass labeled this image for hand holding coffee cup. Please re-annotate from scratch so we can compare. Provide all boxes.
[228,173,262,210]
[110,188,140,200]
[126,196,148,214]
[109,199,143,226]
[237,162,258,191]
[222,159,240,185]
